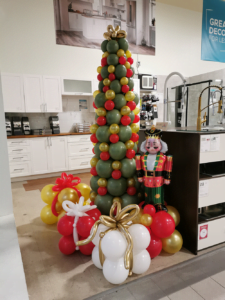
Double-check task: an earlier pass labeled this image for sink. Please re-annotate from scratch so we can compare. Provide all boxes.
[202,126,225,131]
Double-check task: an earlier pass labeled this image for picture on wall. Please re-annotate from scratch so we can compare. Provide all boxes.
[53,0,156,55]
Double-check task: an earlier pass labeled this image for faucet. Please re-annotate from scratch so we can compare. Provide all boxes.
[196,85,223,131]
[163,72,186,126]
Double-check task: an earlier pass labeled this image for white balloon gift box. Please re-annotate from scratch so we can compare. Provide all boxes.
[77,202,151,285]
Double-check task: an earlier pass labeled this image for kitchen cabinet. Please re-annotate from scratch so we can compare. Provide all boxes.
[1,73,25,113]
[48,136,68,172]
[43,76,62,112]
[30,138,49,174]
[24,75,44,112]
[61,78,93,95]
[69,12,82,31]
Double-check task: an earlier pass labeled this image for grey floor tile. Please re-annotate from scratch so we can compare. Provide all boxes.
[212,270,225,288]
[101,288,136,300]
[191,277,225,300]
[158,297,170,300]
[168,287,204,300]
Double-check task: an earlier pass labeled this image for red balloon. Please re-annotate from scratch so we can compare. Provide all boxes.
[79,240,95,255]
[121,115,131,126]
[90,201,95,206]
[126,101,136,111]
[92,147,95,154]
[126,149,135,159]
[93,102,97,109]
[109,73,116,81]
[101,57,107,67]
[98,186,107,196]
[127,186,136,195]
[146,233,162,259]
[143,204,156,217]
[97,74,103,81]
[100,151,110,160]
[127,57,134,65]
[90,134,98,143]
[112,170,122,179]
[110,134,119,143]
[126,69,133,78]
[131,88,134,91]
[151,211,175,239]
[133,115,140,123]
[105,100,115,110]
[139,201,145,209]
[113,206,117,216]
[90,166,98,176]
[103,86,109,93]
[86,208,101,221]
[97,116,106,126]
[121,85,129,93]
[58,235,76,255]
[57,215,74,236]
[119,56,126,65]
[77,216,95,238]
[130,133,139,142]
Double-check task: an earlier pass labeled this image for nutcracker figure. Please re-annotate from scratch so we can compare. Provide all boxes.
[135,126,173,212]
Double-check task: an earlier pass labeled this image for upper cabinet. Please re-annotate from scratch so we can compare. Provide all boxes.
[1,73,25,113]
[61,78,93,95]
[43,76,62,112]
[24,75,44,112]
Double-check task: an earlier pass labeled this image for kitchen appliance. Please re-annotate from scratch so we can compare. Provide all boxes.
[32,128,52,135]
[49,116,60,134]
[138,74,157,90]
[22,117,31,135]
[12,117,23,135]
[5,117,12,136]
[198,203,225,221]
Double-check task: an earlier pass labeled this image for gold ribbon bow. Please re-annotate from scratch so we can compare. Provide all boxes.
[103,25,127,40]
[76,201,140,276]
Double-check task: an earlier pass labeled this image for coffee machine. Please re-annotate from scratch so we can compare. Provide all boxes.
[49,116,60,134]
[12,117,23,135]
[22,117,31,135]
[5,118,12,136]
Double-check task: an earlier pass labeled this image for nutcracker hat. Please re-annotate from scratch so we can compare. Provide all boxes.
[144,126,162,140]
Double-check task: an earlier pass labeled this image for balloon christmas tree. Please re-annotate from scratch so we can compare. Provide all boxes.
[89,25,140,215]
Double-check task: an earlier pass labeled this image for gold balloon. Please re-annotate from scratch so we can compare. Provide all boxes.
[41,184,58,205]
[125,61,131,69]
[126,50,132,58]
[90,157,99,167]
[76,183,91,201]
[108,65,115,73]
[99,142,109,152]
[121,106,131,116]
[90,124,99,134]
[167,206,180,227]
[127,178,135,187]
[93,90,100,98]
[112,160,122,170]
[132,208,143,224]
[120,77,128,85]
[125,91,135,101]
[58,210,66,221]
[113,197,122,204]
[140,214,153,227]
[96,107,107,116]
[125,140,134,149]
[98,178,107,187]
[90,191,97,202]
[58,188,79,205]
[133,107,140,115]
[117,49,125,57]
[161,230,183,254]
[130,123,139,133]
[97,66,102,73]
[110,124,120,134]
[92,143,96,146]
[102,51,109,58]
[103,78,111,86]
[40,205,58,225]
[136,141,139,145]
[105,89,115,100]
[55,201,62,212]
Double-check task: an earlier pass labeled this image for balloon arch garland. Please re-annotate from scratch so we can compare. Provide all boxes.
[90,25,141,215]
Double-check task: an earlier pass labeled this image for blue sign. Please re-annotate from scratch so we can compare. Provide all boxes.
[202,0,225,63]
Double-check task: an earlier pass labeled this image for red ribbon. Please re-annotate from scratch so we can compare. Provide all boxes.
[51,173,82,217]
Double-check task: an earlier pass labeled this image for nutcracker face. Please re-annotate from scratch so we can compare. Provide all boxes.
[145,138,162,154]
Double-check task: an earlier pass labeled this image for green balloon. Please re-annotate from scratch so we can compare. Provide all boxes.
[130,66,135,77]
[96,159,113,178]
[107,177,127,196]
[109,141,126,160]
[133,175,141,191]
[95,113,98,121]
[101,66,109,79]
[118,125,132,142]
[95,93,106,108]
[96,126,110,142]
[128,78,134,90]
[129,111,135,124]
[121,158,136,178]
[118,38,129,51]
[90,175,100,193]
[133,93,140,105]
[98,80,104,93]
[95,194,113,215]
[94,142,101,159]
[121,193,138,208]
[110,80,121,94]
[115,64,127,79]
[106,109,121,125]
[107,40,119,54]
[107,54,119,66]
[133,143,138,153]
[101,40,108,52]
[114,94,127,110]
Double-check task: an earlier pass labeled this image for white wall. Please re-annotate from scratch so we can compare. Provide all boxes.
[0,1,225,78]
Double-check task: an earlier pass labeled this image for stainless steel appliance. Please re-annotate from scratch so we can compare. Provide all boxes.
[5,118,12,136]
[138,74,157,90]
[22,117,31,135]
[49,116,60,134]
[12,117,23,135]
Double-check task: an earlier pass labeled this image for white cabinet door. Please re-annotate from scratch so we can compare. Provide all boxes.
[48,137,68,172]
[69,12,77,30]
[43,76,62,112]
[1,73,25,112]
[77,14,83,31]
[24,75,44,112]
[30,138,49,174]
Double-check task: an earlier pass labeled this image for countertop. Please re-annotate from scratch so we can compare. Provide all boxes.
[140,126,225,134]
[7,132,91,139]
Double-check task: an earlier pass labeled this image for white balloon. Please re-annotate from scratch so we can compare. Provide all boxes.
[103,257,129,284]
[92,246,102,269]
[132,250,151,274]
[101,230,127,260]
[128,224,151,251]
[92,224,108,246]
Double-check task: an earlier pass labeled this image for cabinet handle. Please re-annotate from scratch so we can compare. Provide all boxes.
[13,157,23,159]
[11,141,22,143]
[14,168,24,171]
[81,162,89,165]
[12,149,23,151]
[79,148,89,152]
[50,137,52,146]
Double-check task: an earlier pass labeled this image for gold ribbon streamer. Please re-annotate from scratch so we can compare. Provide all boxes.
[76,201,140,276]
[103,25,127,40]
